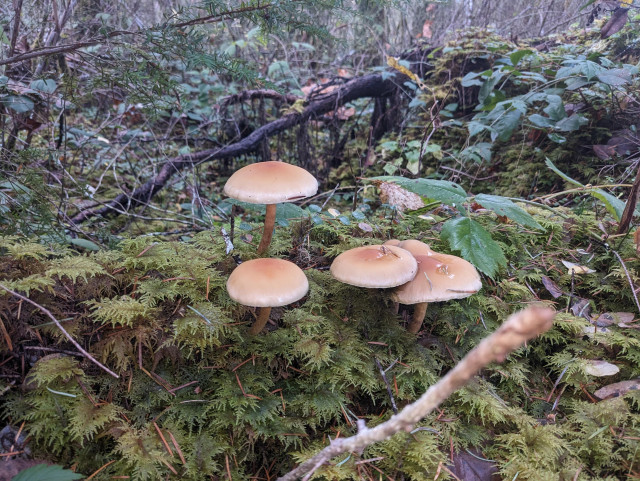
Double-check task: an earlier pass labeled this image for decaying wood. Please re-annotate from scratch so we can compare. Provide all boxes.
[71,72,405,224]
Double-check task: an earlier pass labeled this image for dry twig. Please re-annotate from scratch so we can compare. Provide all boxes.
[277,306,555,481]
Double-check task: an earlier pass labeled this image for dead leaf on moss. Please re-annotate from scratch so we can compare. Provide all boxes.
[594,379,640,400]
[562,260,595,274]
[541,275,563,298]
[449,449,500,481]
[584,360,620,377]
[358,222,373,233]
[571,298,592,320]
[378,182,425,212]
[595,312,634,327]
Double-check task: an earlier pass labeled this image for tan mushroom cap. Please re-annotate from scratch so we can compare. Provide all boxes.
[392,253,481,304]
[227,258,309,307]
[396,239,435,257]
[383,239,401,247]
[330,245,418,288]
[224,161,318,205]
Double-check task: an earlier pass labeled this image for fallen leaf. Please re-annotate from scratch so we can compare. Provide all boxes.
[449,449,500,481]
[541,275,564,298]
[327,208,340,217]
[562,260,596,274]
[358,222,373,232]
[422,20,433,39]
[584,360,620,377]
[378,182,425,212]
[594,379,640,400]
[592,144,616,160]
[595,312,635,327]
[571,298,592,320]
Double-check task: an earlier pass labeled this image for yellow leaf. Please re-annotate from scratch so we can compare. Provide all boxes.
[386,56,427,90]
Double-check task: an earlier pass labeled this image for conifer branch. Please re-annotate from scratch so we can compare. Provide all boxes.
[0,283,120,379]
[277,306,556,481]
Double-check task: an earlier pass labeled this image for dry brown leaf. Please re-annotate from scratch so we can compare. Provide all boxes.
[541,275,564,299]
[594,379,640,400]
[378,182,425,212]
[595,312,635,327]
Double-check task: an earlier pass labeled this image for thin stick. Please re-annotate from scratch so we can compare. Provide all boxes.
[257,204,277,255]
[276,306,555,481]
[0,283,119,379]
[374,358,398,414]
[611,250,640,316]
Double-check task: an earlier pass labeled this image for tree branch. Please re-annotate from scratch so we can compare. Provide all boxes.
[276,306,556,481]
[70,72,403,224]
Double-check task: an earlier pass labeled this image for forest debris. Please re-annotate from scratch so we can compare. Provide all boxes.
[449,449,499,481]
[594,379,640,400]
[562,260,595,274]
[584,360,620,377]
[595,312,634,327]
[571,298,592,320]
[541,275,564,298]
[378,182,425,212]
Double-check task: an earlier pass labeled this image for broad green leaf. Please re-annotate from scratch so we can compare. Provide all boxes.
[554,114,588,132]
[0,76,8,87]
[1,95,34,113]
[69,238,100,251]
[509,49,533,67]
[11,464,84,481]
[30,79,57,94]
[460,71,484,87]
[545,158,583,186]
[528,114,555,128]
[474,194,543,230]
[548,133,567,143]
[579,60,603,81]
[467,121,488,138]
[478,71,503,105]
[440,217,507,278]
[369,176,467,206]
[490,108,522,142]
[596,68,631,86]
[542,94,566,121]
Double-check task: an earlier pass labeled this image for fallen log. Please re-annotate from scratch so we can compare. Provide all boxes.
[71,72,407,224]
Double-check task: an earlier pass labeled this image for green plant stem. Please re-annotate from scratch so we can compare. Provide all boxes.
[257,204,276,256]
[407,302,428,334]
[506,198,569,219]
[249,307,272,335]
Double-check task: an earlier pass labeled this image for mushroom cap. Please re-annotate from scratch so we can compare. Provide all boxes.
[227,258,309,307]
[330,245,418,288]
[223,161,318,205]
[396,239,435,257]
[391,253,481,304]
[383,239,401,247]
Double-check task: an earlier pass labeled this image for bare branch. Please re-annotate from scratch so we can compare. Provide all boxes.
[0,283,120,379]
[277,306,556,481]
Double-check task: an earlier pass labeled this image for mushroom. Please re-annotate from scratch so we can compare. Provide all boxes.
[227,258,309,335]
[224,161,318,255]
[330,244,418,288]
[392,253,481,334]
[393,239,435,257]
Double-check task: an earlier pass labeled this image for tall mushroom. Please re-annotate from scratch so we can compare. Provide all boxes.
[224,161,318,255]
[392,253,481,334]
[227,258,309,335]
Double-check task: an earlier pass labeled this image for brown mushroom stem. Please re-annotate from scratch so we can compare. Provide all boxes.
[257,204,277,255]
[249,306,272,335]
[391,301,400,315]
[407,302,428,334]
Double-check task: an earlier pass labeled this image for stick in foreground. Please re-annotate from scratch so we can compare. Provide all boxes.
[277,305,555,481]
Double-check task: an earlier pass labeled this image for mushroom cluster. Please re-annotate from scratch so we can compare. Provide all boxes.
[330,239,481,334]
[223,161,317,334]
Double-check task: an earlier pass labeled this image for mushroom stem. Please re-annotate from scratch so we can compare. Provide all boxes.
[391,301,400,315]
[249,306,272,335]
[407,302,428,334]
[257,203,277,255]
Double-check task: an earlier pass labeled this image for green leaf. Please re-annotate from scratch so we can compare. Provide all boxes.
[440,217,506,278]
[491,108,522,142]
[548,133,567,143]
[528,114,555,128]
[545,158,582,186]
[69,238,100,251]
[542,94,566,121]
[554,114,588,132]
[1,95,34,113]
[509,49,533,67]
[11,464,84,481]
[369,176,467,207]
[474,194,543,230]
[596,68,631,86]
[30,79,57,94]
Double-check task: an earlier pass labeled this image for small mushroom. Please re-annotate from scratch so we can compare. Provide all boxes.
[224,161,318,255]
[330,244,418,288]
[392,253,481,334]
[227,258,309,335]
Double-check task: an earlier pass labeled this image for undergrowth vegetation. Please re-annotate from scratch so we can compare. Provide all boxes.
[4,5,640,479]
